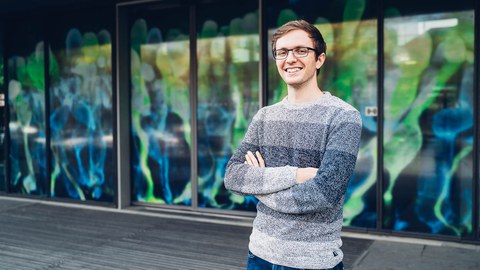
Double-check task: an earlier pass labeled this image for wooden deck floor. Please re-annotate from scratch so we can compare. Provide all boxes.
[0,197,372,270]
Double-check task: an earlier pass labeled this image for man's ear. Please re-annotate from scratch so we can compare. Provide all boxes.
[316,53,326,70]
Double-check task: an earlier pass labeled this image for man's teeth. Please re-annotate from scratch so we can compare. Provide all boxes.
[286,68,301,73]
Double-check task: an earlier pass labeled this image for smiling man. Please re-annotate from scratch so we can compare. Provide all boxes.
[224,20,362,270]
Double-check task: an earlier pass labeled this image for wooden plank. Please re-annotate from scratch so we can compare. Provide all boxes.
[0,199,372,270]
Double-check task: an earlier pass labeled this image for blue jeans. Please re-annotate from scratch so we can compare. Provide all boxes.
[246,250,344,270]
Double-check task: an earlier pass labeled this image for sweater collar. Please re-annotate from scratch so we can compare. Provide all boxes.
[281,91,331,109]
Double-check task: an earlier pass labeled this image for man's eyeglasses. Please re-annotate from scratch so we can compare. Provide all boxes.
[272,47,317,60]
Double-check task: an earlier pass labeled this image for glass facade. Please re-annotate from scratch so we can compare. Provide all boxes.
[0,0,479,242]
[383,3,475,237]
[196,1,259,210]
[0,28,4,192]
[6,21,47,196]
[266,0,379,228]
[130,7,192,205]
[49,10,115,202]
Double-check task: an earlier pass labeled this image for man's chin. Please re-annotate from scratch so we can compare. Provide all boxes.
[284,79,304,88]
[282,76,301,84]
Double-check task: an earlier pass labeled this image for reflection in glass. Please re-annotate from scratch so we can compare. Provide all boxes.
[267,0,378,227]
[130,11,192,205]
[0,51,4,191]
[7,31,47,195]
[197,3,259,210]
[49,23,114,202]
[383,11,474,236]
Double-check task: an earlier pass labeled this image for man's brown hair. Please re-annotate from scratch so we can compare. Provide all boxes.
[272,19,327,58]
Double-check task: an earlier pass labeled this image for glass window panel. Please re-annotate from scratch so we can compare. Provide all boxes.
[266,0,378,228]
[383,6,474,237]
[49,11,115,202]
[7,21,47,196]
[130,7,192,205]
[0,29,4,192]
[197,1,259,210]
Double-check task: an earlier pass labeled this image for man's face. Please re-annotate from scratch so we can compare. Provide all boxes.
[274,30,325,88]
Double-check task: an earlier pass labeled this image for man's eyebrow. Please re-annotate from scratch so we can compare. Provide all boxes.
[275,45,309,50]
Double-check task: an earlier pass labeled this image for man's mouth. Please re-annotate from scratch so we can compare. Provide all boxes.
[285,67,302,73]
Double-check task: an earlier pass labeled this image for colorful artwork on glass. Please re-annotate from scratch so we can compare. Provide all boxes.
[196,3,260,210]
[130,9,192,205]
[49,17,114,201]
[7,31,47,195]
[383,10,474,236]
[0,51,4,191]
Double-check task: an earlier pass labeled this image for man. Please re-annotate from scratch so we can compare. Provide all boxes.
[224,20,362,270]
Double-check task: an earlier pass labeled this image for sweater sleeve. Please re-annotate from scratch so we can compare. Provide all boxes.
[223,109,298,196]
[255,109,362,214]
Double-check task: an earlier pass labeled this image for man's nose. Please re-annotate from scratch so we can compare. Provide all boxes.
[285,51,297,62]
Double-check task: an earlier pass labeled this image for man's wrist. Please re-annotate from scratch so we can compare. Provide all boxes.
[295,167,318,184]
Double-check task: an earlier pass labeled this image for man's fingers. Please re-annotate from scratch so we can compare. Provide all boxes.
[247,151,259,167]
[244,150,266,167]
[256,151,265,167]
[245,154,252,165]
[245,153,256,166]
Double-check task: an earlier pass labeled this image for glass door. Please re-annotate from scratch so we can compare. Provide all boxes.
[382,1,475,238]
[196,0,260,211]
[129,5,192,206]
[6,20,47,196]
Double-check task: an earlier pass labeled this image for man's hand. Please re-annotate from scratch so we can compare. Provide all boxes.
[245,151,316,184]
[245,151,265,167]
[295,167,318,184]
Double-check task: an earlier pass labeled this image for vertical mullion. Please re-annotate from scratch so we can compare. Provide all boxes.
[377,0,385,231]
[111,5,119,208]
[259,0,267,108]
[473,0,479,242]
[116,4,131,209]
[190,3,198,209]
[0,23,3,193]
[3,22,9,193]
[44,15,52,198]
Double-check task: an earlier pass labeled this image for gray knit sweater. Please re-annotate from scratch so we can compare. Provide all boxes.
[224,92,362,269]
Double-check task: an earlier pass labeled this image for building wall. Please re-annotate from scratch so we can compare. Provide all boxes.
[0,0,478,243]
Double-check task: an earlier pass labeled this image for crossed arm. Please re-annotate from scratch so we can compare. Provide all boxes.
[223,110,293,195]
[245,144,359,214]
[223,110,319,196]
[244,150,317,184]
[224,109,362,214]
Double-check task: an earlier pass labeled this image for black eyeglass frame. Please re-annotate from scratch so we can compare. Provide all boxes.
[272,46,318,60]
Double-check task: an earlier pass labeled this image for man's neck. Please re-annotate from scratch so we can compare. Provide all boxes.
[286,80,323,104]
